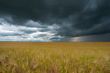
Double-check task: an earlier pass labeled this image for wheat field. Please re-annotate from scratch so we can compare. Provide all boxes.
[0,42,110,73]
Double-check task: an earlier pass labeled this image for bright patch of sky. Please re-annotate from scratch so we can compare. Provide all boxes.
[0,18,63,41]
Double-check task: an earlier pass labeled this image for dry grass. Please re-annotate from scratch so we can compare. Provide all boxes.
[0,42,110,73]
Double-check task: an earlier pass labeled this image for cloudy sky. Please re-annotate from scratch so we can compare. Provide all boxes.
[0,0,110,41]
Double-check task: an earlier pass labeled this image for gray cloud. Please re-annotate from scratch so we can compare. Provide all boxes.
[0,0,110,41]
[0,18,63,41]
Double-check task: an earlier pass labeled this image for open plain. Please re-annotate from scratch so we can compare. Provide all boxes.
[0,42,110,73]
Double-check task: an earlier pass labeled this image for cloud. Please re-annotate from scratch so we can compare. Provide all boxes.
[0,0,110,41]
[69,34,110,42]
[0,18,63,41]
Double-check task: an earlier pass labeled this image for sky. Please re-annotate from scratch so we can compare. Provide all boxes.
[0,0,110,41]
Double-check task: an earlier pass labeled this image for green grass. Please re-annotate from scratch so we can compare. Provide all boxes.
[0,42,110,73]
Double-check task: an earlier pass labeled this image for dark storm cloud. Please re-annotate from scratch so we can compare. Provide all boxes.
[0,0,86,21]
[70,34,110,42]
[0,0,110,41]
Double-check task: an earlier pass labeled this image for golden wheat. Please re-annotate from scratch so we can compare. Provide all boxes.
[0,42,110,73]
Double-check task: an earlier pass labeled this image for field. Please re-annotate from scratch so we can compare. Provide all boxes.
[0,42,110,73]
